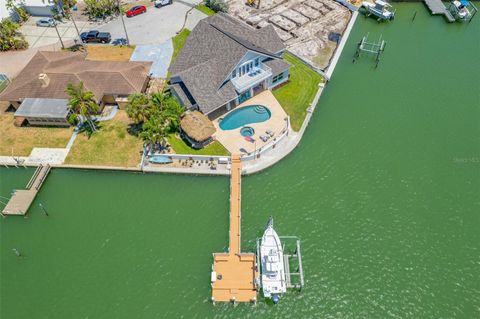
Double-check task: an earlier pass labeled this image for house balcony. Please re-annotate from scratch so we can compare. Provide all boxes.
[231,64,272,93]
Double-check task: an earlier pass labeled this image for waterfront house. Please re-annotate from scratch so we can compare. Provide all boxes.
[169,13,291,120]
[0,51,152,126]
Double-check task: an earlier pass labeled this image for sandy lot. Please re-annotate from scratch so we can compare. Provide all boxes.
[227,0,351,70]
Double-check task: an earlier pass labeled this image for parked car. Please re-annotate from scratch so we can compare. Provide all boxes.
[155,0,172,8]
[126,5,147,17]
[80,30,112,44]
[36,18,56,27]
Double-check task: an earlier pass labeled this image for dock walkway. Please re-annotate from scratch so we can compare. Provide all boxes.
[424,0,455,22]
[2,164,51,216]
[211,155,259,303]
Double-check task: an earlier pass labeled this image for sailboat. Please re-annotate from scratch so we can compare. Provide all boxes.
[260,216,286,304]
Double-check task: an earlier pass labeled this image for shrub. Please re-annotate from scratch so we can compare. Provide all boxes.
[84,0,120,19]
[205,0,228,13]
[6,0,30,23]
[0,18,29,51]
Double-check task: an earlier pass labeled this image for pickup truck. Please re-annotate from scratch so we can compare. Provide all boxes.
[80,30,112,44]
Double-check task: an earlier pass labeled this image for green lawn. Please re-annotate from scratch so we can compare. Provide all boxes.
[171,28,191,63]
[65,111,143,167]
[273,53,324,131]
[195,4,215,16]
[167,134,230,156]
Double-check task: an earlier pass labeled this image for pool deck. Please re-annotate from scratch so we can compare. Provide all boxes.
[211,155,259,303]
[213,91,288,155]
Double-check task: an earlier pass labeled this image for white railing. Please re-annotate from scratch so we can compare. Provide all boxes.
[240,116,290,162]
[231,63,272,93]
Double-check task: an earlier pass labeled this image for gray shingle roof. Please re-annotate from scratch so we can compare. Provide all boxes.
[263,58,291,76]
[169,13,286,114]
[14,98,69,118]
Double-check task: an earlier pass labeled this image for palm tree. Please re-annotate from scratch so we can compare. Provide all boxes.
[65,81,99,132]
[139,111,168,154]
[150,92,184,132]
[125,93,152,124]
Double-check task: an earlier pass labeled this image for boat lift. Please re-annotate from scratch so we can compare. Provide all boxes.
[353,34,386,68]
[256,236,305,292]
[448,0,478,22]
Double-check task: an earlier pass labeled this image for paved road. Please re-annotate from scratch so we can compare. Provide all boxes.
[99,0,206,45]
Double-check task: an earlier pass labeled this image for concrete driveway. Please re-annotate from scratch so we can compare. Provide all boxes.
[99,0,206,45]
[130,41,173,78]
[19,16,103,48]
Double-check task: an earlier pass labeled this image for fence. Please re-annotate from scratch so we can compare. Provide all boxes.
[240,117,291,162]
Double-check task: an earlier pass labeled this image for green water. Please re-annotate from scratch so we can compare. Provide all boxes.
[1,4,479,318]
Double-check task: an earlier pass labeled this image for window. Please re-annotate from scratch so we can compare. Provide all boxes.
[232,69,236,78]
[255,58,259,67]
[272,72,285,83]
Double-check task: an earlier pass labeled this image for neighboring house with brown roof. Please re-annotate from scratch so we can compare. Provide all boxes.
[0,51,152,126]
[169,13,290,120]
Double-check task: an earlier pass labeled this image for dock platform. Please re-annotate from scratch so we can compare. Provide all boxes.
[424,0,455,22]
[2,165,51,216]
[211,155,259,303]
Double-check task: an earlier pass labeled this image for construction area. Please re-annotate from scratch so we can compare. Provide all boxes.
[227,0,352,69]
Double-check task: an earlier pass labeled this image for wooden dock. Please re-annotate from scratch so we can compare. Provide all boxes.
[211,155,259,303]
[2,165,51,216]
[424,0,455,22]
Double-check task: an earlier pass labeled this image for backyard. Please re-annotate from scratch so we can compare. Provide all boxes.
[0,113,73,156]
[167,134,229,156]
[273,53,323,131]
[65,111,143,167]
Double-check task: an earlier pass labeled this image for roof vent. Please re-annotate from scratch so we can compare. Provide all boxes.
[39,73,50,87]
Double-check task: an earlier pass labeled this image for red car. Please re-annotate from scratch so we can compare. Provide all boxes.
[126,5,147,17]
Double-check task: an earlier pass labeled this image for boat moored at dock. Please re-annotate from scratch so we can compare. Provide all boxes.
[259,217,286,304]
[361,0,396,21]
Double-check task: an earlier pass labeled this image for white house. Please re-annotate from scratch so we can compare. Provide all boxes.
[0,0,57,20]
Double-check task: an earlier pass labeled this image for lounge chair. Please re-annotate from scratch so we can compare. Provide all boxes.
[244,136,255,143]
[260,135,269,142]
[266,130,274,137]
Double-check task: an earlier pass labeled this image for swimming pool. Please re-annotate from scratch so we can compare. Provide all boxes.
[219,105,271,130]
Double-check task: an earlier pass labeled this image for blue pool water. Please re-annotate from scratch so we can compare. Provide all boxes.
[219,105,271,130]
[240,126,255,137]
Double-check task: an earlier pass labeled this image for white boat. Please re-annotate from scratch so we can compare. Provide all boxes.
[260,217,286,304]
[362,0,395,21]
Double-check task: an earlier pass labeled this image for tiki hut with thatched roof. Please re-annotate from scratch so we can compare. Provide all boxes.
[180,111,216,148]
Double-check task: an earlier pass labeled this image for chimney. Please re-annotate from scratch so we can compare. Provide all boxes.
[39,73,50,87]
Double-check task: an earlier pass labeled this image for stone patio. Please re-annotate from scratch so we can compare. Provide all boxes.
[212,91,288,154]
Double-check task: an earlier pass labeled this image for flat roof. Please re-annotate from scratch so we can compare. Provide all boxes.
[14,98,69,118]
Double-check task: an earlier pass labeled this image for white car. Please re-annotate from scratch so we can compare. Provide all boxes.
[36,18,56,27]
[155,0,172,8]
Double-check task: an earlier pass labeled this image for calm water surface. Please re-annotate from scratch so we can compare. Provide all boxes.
[1,4,479,318]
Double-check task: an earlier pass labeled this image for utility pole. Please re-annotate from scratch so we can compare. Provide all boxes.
[71,14,81,40]
[118,0,130,45]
